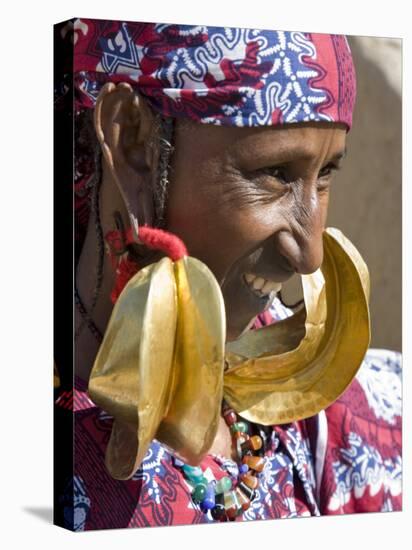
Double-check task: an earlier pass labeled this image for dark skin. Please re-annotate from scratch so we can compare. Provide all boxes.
[75,82,347,459]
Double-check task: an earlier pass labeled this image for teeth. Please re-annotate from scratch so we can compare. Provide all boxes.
[252,277,265,291]
[244,273,282,297]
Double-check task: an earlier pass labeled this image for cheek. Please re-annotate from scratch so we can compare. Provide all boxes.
[166,181,288,278]
[165,180,233,275]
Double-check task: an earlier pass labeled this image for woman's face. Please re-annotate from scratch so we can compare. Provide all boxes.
[165,120,347,341]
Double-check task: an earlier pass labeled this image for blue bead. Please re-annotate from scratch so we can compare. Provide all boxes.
[173,458,185,467]
[239,464,249,474]
[201,484,216,510]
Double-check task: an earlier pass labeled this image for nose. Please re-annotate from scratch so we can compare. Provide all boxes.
[275,193,324,275]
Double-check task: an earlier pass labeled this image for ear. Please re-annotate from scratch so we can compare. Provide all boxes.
[94,82,157,228]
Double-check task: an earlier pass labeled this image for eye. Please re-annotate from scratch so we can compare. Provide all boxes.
[318,162,340,179]
[256,166,289,184]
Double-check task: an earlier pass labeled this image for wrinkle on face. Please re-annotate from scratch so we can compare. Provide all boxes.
[164,119,347,339]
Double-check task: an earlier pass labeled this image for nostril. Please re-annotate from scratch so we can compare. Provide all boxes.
[295,247,324,275]
[279,253,296,274]
[275,230,323,275]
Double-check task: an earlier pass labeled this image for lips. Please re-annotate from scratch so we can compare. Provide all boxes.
[243,273,282,299]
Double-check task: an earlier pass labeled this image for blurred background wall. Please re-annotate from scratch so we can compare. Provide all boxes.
[328,36,402,351]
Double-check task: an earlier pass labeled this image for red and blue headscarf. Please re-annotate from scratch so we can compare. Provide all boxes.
[72,19,356,129]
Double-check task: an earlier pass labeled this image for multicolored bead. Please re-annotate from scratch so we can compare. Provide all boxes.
[223,490,242,521]
[234,487,251,511]
[237,481,255,501]
[241,434,263,452]
[214,476,232,494]
[240,473,258,489]
[176,401,266,523]
[192,482,208,503]
[223,409,237,426]
[210,502,226,521]
[182,464,206,485]
[200,483,216,510]
[239,463,249,474]
[230,421,248,434]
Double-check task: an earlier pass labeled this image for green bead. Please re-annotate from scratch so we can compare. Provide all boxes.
[182,465,202,476]
[230,421,248,434]
[188,473,206,485]
[192,483,208,503]
[214,476,232,495]
[182,465,205,485]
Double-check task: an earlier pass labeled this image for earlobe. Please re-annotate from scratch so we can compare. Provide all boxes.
[93,82,157,226]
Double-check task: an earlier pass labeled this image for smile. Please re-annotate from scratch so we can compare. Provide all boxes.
[243,273,282,299]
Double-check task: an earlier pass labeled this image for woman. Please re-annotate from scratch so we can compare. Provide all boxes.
[55,19,402,530]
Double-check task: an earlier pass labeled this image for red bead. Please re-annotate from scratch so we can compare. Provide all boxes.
[226,507,238,521]
[223,491,241,521]
[223,410,237,426]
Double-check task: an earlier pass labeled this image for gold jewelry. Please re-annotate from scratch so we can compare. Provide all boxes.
[88,227,370,480]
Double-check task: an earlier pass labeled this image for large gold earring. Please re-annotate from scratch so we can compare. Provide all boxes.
[88,254,226,479]
[223,227,371,424]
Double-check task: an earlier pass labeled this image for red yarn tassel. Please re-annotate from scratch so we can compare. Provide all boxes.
[106,225,188,304]
[125,226,187,261]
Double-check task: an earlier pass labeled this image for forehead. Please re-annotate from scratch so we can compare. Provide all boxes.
[174,119,348,165]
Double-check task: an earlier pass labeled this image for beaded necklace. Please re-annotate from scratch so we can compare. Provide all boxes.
[173,399,267,522]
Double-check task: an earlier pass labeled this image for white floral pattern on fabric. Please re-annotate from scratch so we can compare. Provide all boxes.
[281,425,319,513]
[328,432,402,512]
[356,348,402,425]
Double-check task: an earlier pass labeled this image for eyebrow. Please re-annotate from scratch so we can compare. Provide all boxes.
[232,139,348,170]
[329,147,347,162]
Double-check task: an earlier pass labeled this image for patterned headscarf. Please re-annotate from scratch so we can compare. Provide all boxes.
[55,19,356,257]
[73,19,356,128]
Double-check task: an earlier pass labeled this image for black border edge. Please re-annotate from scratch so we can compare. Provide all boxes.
[53,18,75,531]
